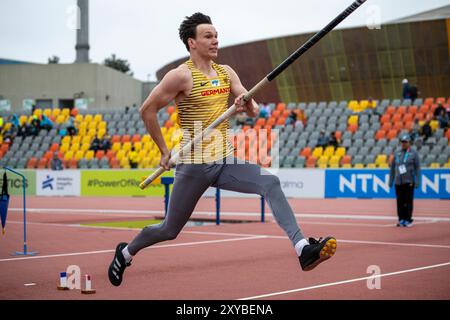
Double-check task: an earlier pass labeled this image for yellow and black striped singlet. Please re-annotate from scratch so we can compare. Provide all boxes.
[176,60,234,163]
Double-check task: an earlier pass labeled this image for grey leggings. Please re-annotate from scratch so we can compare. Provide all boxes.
[127,157,304,255]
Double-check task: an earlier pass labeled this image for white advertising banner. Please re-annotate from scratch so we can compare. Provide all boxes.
[36,170,81,196]
[204,169,325,199]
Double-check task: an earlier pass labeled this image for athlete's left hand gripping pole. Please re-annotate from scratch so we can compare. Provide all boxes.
[139,0,368,190]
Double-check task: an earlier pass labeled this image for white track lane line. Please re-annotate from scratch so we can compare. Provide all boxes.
[8,208,450,222]
[238,261,450,300]
[0,236,267,262]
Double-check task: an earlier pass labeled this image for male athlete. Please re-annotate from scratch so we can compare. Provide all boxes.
[108,12,336,286]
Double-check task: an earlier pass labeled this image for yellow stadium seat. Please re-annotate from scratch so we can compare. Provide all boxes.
[112,142,121,153]
[84,114,93,123]
[74,150,84,161]
[59,143,70,153]
[19,115,27,125]
[348,100,359,110]
[122,142,132,152]
[82,136,91,145]
[324,146,335,158]
[444,163,450,168]
[161,127,167,135]
[141,135,151,144]
[318,156,328,166]
[94,114,102,123]
[342,163,352,169]
[78,128,87,137]
[120,157,130,168]
[367,163,377,168]
[142,142,152,151]
[4,122,12,132]
[70,143,80,152]
[98,121,107,130]
[312,147,323,158]
[348,115,359,126]
[430,163,440,168]
[33,109,42,117]
[134,142,142,151]
[138,150,147,159]
[0,136,3,144]
[61,108,70,117]
[52,108,61,118]
[329,156,340,166]
[43,108,52,117]
[72,136,81,144]
[97,129,106,138]
[88,122,97,130]
[335,147,346,158]
[329,163,339,168]
[80,143,90,152]
[56,115,65,124]
[64,150,74,161]
[430,120,439,131]
[79,122,87,130]
[75,115,83,123]
[375,154,387,165]
[87,129,97,137]
[378,163,389,169]
[85,150,94,160]
[354,163,364,169]
[116,150,126,161]
[62,136,71,145]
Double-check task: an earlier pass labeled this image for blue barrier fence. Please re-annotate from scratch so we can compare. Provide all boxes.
[161,177,266,224]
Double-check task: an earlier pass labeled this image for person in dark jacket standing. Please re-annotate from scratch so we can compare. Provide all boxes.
[389,134,420,227]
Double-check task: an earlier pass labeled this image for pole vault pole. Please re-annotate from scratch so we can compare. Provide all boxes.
[140,0,368,189]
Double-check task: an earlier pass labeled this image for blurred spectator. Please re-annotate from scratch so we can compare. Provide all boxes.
[89,136,101,153]
[420,120,432,142]
[294,118,304,130]
[125,106,130,114]
[258,102,271,119]
[128,147,139,169]
[11,114,20,128]
[235,112,247,127]
[66,115,77,136]
[29,115,40,136]
[40,115,53,131]
[409,84,419,103]
[0,116,3,133]
[410,119,421,142]
[50,153,64,171]
[402,79,410,99]
[328,131,340,148]
[437,109,449,129]
[285,110,297,126]
[434,103,445,118]
[17,123,28,137]
[316,130,329,148]
[100,134,112,151]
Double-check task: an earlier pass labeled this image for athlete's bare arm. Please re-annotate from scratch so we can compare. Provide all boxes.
[139,65,192,169]
[223,65,259,117]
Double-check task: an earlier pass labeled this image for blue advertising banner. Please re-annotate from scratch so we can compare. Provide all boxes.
[325,169,450,199]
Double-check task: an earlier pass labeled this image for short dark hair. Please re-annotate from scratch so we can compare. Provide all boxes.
[179,12,212,52]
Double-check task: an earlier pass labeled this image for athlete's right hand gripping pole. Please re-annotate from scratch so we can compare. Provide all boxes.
[139,0,368,190]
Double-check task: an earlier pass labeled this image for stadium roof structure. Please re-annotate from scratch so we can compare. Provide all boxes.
[390,4,450,23]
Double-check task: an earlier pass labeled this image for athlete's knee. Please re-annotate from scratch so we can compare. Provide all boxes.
[164,228,179,241]
[263,174,281,194]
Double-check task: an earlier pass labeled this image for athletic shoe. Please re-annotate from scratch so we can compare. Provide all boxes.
[397,220,406,227]
[299,237,337,271]
[404,220,413,227]
[108,242,131,286]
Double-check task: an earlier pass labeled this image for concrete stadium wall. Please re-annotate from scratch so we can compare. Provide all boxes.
[0,63,143,110]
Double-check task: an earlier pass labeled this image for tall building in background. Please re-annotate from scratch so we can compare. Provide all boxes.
[75,0,90,63]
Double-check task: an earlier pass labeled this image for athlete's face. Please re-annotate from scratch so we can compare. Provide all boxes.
[190,24,218,58]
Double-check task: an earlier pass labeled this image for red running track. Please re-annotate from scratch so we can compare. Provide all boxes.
[0,196,449,300]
